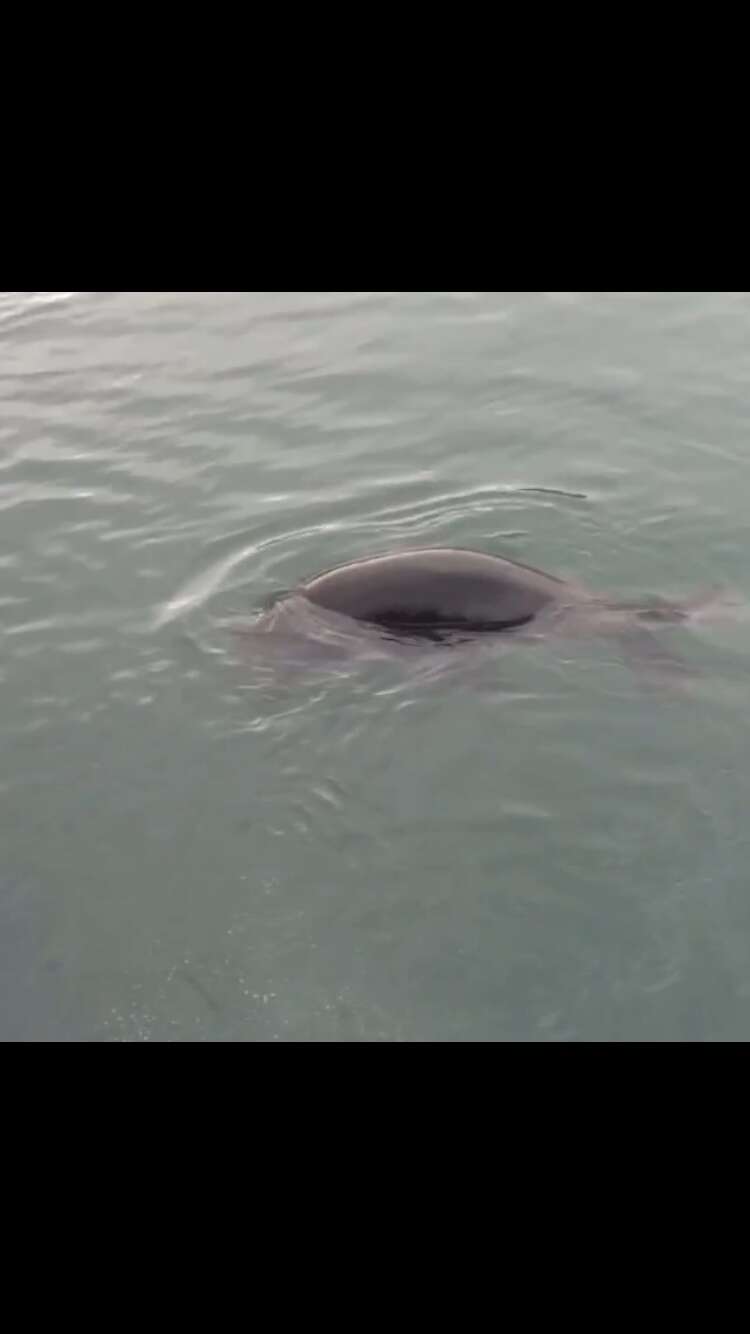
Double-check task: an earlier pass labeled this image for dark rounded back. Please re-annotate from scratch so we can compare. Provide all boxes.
[300,549,564,632]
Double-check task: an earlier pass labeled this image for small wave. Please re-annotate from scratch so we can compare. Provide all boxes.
[154,482,588,635]
[152,538,269,629]
[0,292,81,326]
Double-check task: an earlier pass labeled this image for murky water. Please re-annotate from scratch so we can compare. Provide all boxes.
[2,291,750,1040]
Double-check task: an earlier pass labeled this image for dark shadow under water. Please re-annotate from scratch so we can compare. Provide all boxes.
[224,586,746,692]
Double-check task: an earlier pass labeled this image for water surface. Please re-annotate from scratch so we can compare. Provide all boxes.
[2,291,749,1041]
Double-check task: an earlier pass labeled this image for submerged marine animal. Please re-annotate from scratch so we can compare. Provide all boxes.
[242,547,737,680]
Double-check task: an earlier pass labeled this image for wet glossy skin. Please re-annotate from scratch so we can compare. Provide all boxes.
[299,548,570,634]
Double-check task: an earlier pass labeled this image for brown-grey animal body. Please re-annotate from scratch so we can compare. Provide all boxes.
[243,547,740,679]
